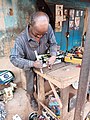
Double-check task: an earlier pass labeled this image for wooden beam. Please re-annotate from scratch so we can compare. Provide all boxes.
[38,101,58,119]
[37,76,45,104]
[83,102,90,120]
[49,81,63,108]
[45,86,58,96]
[80,0,90,2]
[60,87,69,119]
[34,69,62,88]
[74,7,90,120]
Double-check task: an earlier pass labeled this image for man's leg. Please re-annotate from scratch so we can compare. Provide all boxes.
[25,69,38,111]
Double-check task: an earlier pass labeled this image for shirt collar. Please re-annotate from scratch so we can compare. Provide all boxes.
[26,25,32,41]
[26,24,48,41]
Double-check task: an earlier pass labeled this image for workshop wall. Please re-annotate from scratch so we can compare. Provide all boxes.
[0,0,18,32]
[38,0,90,51]
[46,0,90,9]
[0,0,90,56]
[16,0,36,30]
[0,0,36,33]
[0,0,36,57]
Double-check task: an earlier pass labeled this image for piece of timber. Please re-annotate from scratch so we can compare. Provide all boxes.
[49,81,62,108]
[83,102,90,120]
[37,76,45,103]
[34,63,80,89]
[38,100,58,120]
[45,86,58,96]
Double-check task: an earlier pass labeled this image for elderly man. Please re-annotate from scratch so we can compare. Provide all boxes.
[10,11,57,111]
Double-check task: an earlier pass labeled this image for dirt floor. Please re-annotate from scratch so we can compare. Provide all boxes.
[0,33,53,119]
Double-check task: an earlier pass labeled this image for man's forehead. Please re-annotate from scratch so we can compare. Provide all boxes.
[36,21,48,26]
[35,22,48,32]
[35,16,49,25]
[36,15,48,21]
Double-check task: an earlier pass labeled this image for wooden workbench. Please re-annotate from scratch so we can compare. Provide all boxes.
[34,62,81,120]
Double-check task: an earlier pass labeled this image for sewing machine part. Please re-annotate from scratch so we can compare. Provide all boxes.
[0,70,15,84]
[3,82,17,103]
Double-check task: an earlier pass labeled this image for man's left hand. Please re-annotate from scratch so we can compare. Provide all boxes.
[47,56,56,69]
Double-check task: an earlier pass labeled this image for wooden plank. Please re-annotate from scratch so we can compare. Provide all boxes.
[88,94,90,102]
[65,108,75,120]
[38,101,58,119]
[38,76,45,104]
[45,86,58,96]
[47,64,80,83]
[74,8,90,120]
[34,69,62,88]
[49,81,62,108]
[63,76,79,88]
[83,102,90,120]
[42,62,67,73]
[34,63,80,88]
[60,86,69,119]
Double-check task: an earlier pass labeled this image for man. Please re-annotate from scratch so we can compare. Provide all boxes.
[10,11,57,111]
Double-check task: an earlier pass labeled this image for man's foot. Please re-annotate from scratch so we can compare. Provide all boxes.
[30,94,38,111]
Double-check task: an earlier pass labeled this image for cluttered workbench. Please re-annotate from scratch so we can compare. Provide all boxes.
[34,59,80,120]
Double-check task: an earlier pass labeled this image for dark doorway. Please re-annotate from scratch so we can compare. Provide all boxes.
[36,0,55,30]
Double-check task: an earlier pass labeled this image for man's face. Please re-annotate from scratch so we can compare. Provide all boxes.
[30,26,47,39]
[30,19,49,40]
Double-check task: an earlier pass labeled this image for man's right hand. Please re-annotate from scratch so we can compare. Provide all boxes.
[33,60,43,68]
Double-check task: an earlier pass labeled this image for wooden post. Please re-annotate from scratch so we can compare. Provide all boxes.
[37,75,45,110]
[60,87,69,120]
[74,7,90,120]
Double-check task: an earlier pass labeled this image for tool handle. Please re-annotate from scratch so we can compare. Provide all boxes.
[34,50,39,61]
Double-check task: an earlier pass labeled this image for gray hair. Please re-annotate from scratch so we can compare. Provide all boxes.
[30,11,49,26]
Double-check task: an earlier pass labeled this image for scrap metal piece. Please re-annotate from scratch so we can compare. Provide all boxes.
[0,102,7,120]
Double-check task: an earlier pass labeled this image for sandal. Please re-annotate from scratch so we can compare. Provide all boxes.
[30,97,38,111]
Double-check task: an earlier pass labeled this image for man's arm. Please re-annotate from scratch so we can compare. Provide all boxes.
[10,39,34,70]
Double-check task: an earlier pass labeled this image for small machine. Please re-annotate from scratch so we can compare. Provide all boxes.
[37,53,64,68]
[0,70,15,84]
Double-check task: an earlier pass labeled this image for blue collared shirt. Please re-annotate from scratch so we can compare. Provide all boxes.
[10,24,57,70]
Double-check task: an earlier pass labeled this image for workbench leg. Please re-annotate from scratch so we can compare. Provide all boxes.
[87,93,90,102]
[49,81,62,108]
[60,86,69,120]
[37,75,45,111]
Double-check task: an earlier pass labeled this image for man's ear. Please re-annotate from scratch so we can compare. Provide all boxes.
[28,16,32,25]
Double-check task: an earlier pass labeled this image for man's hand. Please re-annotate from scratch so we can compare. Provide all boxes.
[33,60,43,68]
[47,56,56,69]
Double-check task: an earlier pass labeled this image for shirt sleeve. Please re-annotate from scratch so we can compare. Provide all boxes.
[48,24,57,56]
[10,38,34,70]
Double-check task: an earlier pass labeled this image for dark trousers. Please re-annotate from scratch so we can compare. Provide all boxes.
[25,68,36,94]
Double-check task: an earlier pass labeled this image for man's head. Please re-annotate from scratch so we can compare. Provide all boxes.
[29,11,49,39]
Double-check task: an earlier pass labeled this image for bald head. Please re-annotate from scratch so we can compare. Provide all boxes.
[30,11,49,26]
[30,12,49,34]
